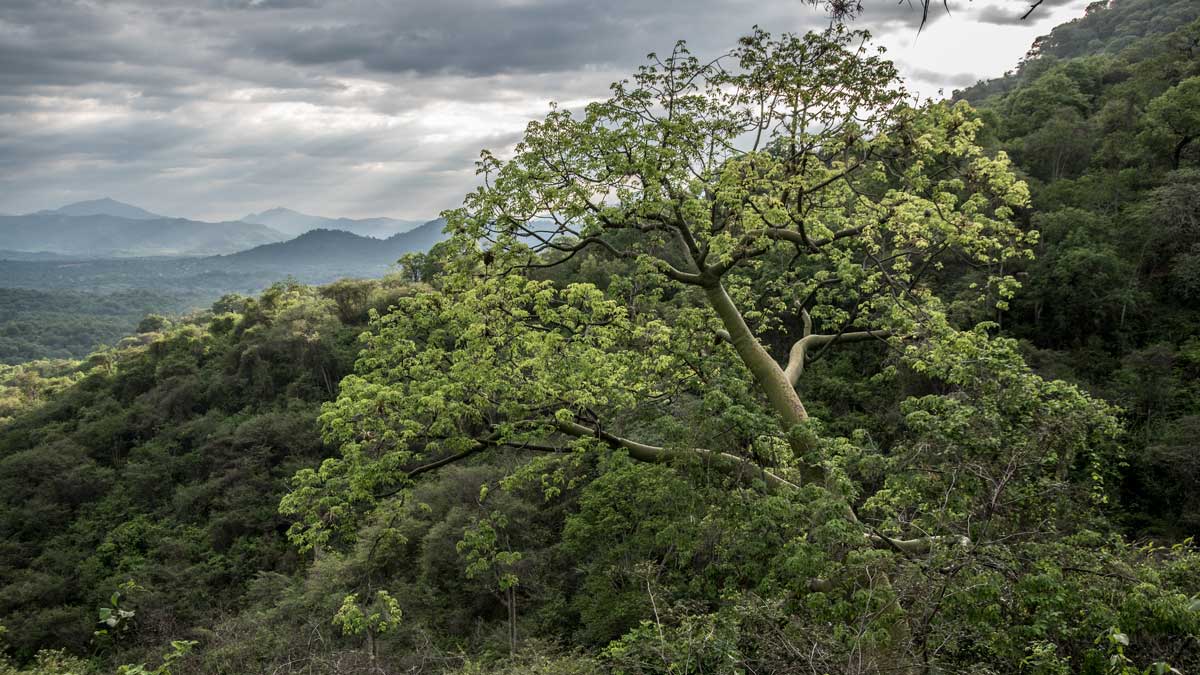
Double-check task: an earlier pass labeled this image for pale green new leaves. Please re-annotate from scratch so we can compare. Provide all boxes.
[283,274,683,548]
[284,25,1042,553]
[333,591,402,637]
[446,25,1032,350]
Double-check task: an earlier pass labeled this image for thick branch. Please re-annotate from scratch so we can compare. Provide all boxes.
[783,330,891,385]
[867,532,971,555]
[556,419,800,492]
[558,420,967,554]
[703,280,809,427]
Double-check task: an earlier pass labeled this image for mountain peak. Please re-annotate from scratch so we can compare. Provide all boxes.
[45,198,162,220]
[248,206,305,218]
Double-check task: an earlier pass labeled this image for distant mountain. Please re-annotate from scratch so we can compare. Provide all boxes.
[0,213,288,257]
[212,218,447,270]
[39,197,163,220]
[0,250,76,262]
[241,207,424,238]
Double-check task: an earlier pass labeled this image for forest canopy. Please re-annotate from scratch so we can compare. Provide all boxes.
[2,3,1200,674]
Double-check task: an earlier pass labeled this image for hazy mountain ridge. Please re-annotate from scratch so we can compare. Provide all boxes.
[37,197,162,220]
[241,206,423,238]
[0,212,288,257]
[211,218,448,269]
[0,250,76,262]
[0,199,440,259]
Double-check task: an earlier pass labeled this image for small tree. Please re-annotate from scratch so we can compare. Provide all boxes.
[332,590,402,663]
[457,484,523,654]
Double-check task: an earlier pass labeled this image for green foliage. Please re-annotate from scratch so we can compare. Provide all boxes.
[0,280,378,668]
[4,3,1200,674]
[0,288,203,365]
[114,641,197,675]
[0,650,88,675]
[332,590,402,637]
[272,20,1198,675]
[1141,76,1200,168]
[958,7,1200,539]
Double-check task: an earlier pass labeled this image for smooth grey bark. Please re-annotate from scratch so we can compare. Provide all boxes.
[703,281,810,428]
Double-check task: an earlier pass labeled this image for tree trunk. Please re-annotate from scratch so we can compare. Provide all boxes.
[703,281,809,428]
[508,587,517,654]
[1173,135,1193,170]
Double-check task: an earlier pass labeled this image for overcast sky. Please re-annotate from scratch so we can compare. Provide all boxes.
[0,0,1091,222]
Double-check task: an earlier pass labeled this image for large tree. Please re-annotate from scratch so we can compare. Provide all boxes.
[283,20,1086,566]
[281,26,1184,672]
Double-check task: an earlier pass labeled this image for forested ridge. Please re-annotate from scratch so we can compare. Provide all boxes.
[2,1,1199,673]
[954,0,1200,538]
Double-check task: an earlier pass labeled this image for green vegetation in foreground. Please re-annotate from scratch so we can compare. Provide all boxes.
[2,1,1200,673]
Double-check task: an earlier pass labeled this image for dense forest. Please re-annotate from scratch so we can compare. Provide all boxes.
[0,289,208,365]
[2,0,1199,673]
[955,0,1200,539]
[0,219,445,364]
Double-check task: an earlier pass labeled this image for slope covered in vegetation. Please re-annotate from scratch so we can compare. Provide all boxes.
[956,0,1200,537]
[0,278,419,669]
[2,2,1200,674]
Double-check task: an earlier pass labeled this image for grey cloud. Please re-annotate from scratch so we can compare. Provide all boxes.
[974,0,1080,25]
[240,0,807,77]
[906,67,981,88]
[0,0,1081,222]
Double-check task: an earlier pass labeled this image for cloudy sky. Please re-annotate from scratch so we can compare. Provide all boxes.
[0,0,1091,222]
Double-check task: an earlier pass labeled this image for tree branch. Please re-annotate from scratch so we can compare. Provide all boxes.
[555,419,800,492]
[783,329,891,385]
[558,419,968,554]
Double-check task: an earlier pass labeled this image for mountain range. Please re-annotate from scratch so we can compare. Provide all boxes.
[0,198,439,259]
[240,207,423,238]
[0,213,286,257]
[37,197,163,220]
[213,218,447,269]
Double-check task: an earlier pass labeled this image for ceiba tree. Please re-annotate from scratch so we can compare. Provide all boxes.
[284,25,1110,593]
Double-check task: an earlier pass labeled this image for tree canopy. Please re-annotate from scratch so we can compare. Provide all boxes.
[3,5,1200,674]
[278,26,1197,674]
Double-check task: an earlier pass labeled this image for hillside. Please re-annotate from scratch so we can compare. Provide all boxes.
[954,0,1200,102]
[0,280,417,664]
[39,198,163,221]
[0,220,451,364]
[950,0,1200,538]
[0,288,204,364]
[0,251,75,262]
[3,5,1200,675]
[213,219,446,269]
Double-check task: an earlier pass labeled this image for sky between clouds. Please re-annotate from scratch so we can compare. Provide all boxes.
[0,0,1091,222]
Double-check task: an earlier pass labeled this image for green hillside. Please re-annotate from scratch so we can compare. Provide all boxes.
[955,0,1200,538]
[2,3,1200,674]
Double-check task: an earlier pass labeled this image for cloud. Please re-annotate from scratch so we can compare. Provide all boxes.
[906,67,981,89]
[973,0,1082,25]
[0,0,1089,221]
